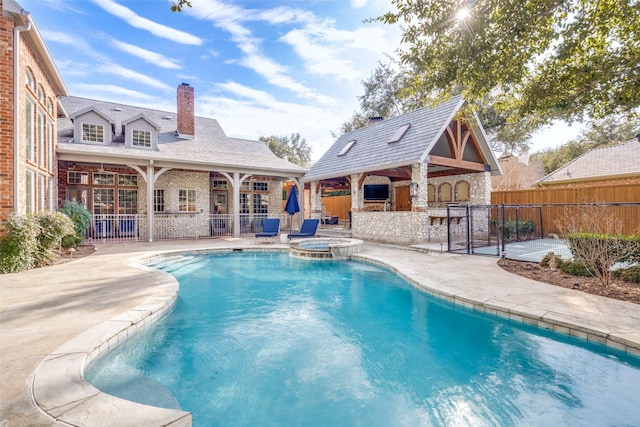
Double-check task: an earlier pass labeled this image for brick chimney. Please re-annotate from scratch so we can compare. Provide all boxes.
[177,83,195,137]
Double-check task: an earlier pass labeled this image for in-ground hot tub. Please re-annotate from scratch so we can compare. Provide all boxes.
[288,238,363,259]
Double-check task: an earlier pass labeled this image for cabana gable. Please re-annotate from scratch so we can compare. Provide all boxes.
[304,96,500,184]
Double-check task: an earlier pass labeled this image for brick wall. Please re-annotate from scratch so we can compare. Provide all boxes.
[0,4,16,226]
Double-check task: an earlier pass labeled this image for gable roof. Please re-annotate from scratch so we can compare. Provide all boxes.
[536,141,640,185]
[122,113,161,131]
[57,96,306,177]
[303,96,499,182]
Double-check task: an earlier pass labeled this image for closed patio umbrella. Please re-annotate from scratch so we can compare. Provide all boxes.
[284,185,300,232]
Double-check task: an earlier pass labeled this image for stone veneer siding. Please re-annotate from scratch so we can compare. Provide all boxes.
[139,170,210,239]
[352,171,491,244]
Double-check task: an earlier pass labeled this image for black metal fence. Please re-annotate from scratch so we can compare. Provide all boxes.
[447,202,640,262]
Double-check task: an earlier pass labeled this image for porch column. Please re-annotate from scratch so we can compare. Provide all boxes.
[309,181,321,219]
[147,162,154,241]
[350,173,363,212]
[411,163,429,212]
[221,172,251,238]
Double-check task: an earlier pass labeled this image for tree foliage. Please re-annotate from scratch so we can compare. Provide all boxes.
[260,133,312,168]
[376,0,640,126]
[170,0,192,12]
[531,115,638,174]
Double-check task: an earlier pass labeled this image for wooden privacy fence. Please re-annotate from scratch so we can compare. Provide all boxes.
[491,183,640,205]
[321,195,351,222]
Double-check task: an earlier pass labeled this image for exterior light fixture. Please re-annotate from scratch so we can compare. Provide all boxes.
[410,182,419,198]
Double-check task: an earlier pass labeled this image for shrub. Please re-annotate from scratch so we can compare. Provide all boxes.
[59,201,92,248]
[612,266,640,283]
[559,260,596,277]
[33,211,75,266]
[0,214,39,273]
[492,219,536,240]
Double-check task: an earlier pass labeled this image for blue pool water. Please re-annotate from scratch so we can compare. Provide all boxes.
[86,252,640,426]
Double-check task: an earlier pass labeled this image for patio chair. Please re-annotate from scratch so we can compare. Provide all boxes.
[255,218,280,243]
[288,219,320,240]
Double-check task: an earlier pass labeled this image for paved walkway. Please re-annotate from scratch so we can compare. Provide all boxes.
[1,239,639,426]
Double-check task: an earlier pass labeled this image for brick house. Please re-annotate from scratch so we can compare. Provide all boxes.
[56,84,306,242]
[0,0,68,231]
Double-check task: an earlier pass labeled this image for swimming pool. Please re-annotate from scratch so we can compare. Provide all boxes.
[86,251,640,426]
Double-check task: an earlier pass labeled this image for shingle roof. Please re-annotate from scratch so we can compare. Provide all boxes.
[303,96,498,181]
[56,96,306,176]
[537,141,640,184]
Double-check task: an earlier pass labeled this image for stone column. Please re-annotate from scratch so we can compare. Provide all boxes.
[411,163,429,212]
[309,181,322,219]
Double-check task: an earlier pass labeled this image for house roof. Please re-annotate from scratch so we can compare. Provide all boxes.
[536,140,640,185]
[303,96,500,182]
[57,96,306,177]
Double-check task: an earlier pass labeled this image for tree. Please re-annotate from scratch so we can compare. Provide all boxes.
[376,0,640,127]
[260,133,312,168]
[171,0,191,12]
[532,115,638,174]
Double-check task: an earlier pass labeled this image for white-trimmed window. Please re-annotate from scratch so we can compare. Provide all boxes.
[82,123,104,143]
[38,174,45,211]
[154,189,165,212]
[252,181,268,192]
[93,188,114,214]
[212,179,227,190]
[48,177,55,210]
[46,98,53,115]
[25,170,34,214]
[179,189,196,212]
[118,189,138,214]
[25,67,35,91]
[252,193,268,214]
[25,98,34,161]
[37,110,45,167]
[93,172,115,186]
[68,171,89,185]
[118,174,138,186]
[132,129,151,148]
[37,84,45,103]
[47,121,53,171]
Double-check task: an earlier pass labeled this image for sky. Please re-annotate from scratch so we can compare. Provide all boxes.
[23,0,581,161]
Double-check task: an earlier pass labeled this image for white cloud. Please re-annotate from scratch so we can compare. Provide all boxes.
[102,64,173,91]
[351,0,368,8]
[187,0,336,104]
[71,83,159,101]
[91,0,203,45]
[111,39,182,69]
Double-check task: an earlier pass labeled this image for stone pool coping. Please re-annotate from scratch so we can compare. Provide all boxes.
[21,241,640,426]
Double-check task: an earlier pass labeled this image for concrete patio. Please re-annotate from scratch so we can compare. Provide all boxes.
[1,239,639,426]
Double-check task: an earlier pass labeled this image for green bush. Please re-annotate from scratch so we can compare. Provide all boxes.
[0,214,39,273]
[559,260,596,277]
[0,211,75,273]
[566,232,640,265]
[59,201,92,248]
[33,211,75,266]
[492,219,536,240]
[612,266,640,283]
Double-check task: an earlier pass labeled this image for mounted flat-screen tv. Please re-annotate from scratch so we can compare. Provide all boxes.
[364,184,389,201]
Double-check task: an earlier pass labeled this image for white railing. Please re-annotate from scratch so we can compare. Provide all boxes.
[85,212,301,243]
[86,214,143,243]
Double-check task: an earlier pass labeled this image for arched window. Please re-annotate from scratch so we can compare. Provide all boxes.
[455,181,470,201]
[427,184,436,203]
[438,183,452,203]
[25,67,35,91]
[37,84,45,103]
[46,98,53,115]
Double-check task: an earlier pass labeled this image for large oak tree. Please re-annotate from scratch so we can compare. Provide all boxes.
[376,0,639,126]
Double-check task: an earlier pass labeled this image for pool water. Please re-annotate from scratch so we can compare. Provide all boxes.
[86,252,640,426]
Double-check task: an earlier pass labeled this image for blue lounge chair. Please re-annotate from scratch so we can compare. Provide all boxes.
[255,218,280,242]
[288,219,320,240]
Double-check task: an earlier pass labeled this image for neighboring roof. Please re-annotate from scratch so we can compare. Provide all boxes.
[57,96,306,177]
[2,0,68,97]
[536,140,640,185]
[303,96,500,182]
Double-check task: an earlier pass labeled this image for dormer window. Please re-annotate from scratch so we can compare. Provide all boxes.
[82,123,104,143]
[132,129,152,148]
[123,113,159,150]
